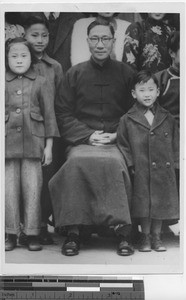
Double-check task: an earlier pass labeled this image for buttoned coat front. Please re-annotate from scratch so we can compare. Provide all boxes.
[5,68,59,159]
[117,102,179,220]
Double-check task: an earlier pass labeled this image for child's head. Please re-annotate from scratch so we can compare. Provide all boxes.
[148,13,166,21]
[132,70,160,108]
[5,37,34,74]
[168,31,180,71]
[24,16,49,56]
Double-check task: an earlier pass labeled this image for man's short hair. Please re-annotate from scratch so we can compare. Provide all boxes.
[132,70,159,89]
[24,15,49,31]
[167,31,180,53]
[87,19,115,37]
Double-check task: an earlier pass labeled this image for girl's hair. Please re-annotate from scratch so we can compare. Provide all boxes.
[167,31,180,53]
[23,15,49,31]
[87,19,115,37]
[132,70,159,89]
[5,37,37,70]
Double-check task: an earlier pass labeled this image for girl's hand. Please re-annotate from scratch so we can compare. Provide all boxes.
[42,146,53,167]
[42,138,53,166]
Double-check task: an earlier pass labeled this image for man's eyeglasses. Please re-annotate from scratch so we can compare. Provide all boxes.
[88,36,113,46]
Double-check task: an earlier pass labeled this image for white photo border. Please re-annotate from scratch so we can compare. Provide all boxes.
[0,1,185,281]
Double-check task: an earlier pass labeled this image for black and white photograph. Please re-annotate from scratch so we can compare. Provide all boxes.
[0,2,185,289]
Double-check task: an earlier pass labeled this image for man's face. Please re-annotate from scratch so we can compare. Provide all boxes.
[25,24,49,55]
[87,25,115,63]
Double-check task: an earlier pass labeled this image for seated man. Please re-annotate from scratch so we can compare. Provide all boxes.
[49,19,135,256]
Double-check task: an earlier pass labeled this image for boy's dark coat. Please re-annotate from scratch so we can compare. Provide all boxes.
[117,102,179,219]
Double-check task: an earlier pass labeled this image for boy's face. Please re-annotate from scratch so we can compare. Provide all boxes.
[132,79,160,108]
[170,49,180,71]
[25,24,49,55]
[8,43,31,74]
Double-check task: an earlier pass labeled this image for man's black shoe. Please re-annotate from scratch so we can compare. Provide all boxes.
[62,233,80,256]
[117,236,134,256]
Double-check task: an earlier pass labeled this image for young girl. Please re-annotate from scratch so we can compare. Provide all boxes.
[122,13,175,73]
[117,70,179,252]
[5,38,59,251]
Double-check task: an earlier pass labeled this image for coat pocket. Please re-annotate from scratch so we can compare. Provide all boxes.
[30,112,45,137]
[5,114,9,137]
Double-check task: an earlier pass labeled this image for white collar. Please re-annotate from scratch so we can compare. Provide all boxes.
[44,12,60,20]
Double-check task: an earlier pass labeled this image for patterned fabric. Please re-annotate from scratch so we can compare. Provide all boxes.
[5,23,25,42]
[122,17,175,73]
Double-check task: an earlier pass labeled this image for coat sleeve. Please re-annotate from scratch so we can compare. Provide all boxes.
[172,117,179,169]
[39,78,60,138]
[122,21,142,71]
[117,115,134,167]
[55,71,95,145]
[54,62,64,92]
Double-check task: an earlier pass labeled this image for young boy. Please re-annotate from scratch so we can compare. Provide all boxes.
[156,31,180,127]
[23,16,63,245]
[117,70,179,252]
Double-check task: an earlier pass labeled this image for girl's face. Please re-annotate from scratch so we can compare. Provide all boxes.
[148,13,165,21]
[8,43,31,74]
[25,24,49,55]
[132,79,160,108]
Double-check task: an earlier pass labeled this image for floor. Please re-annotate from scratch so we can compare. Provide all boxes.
[4,224,182,276]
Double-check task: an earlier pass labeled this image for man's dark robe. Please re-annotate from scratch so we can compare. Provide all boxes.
[49,57,135,228]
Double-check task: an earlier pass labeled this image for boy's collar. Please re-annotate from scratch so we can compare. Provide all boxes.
[168,66,180,77]
[135,101,157,114]
[35,52,54,66]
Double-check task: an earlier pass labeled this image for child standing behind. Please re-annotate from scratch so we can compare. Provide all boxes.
[5,38,59,251]
[117,70,179,252]
[24,16,63,245]
[156,31,180,127]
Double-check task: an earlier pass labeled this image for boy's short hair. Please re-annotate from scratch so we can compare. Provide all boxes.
[87,19,115,37]
[132,70,159,89]
[24,15,49,31]
[167,31,180,53]
[5,37,37,70]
